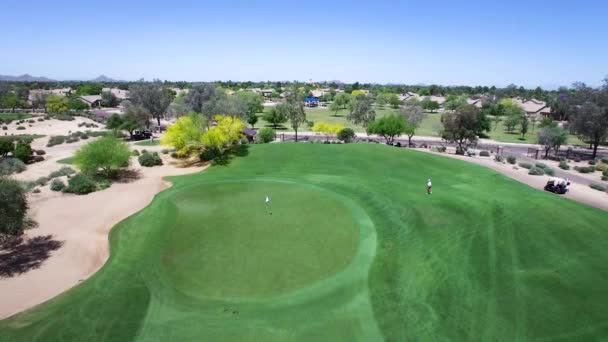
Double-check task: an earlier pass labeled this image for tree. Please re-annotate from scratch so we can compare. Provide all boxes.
[0,92,20,112]
[376,93,388,107]
[333,93,351,109]
[67,97,89,111]
[167,92,189,118]
[257,127,275,143]
[201,115,245,151]
[263,107,287,129]
[388,94,401,109]
[31,92,48,110]
[520,115,529,139]
[503,114,520,133]
[76,84,102,96]
[329,101,342,117]
[440,105,480,154]
[246,112,258,128]
[444,95,467,111]
[400,102,427,146]
[347,95,376,131]
[0,177,28,236]
[186,83,216,113]
[101,91,119,107]
[161,113,207,156]
[421,99,440,112]
[46,95,68,113]
[0,139,14,157]
[236,91,264,115]
[121,106,150,138]
[337,127,356,143]
[368,115,406,144]
[128,83,174,127]
[105,114,124,132]
[567,86,608,159]
[278,102,306,142]
[312,122,344,142]
[74,136,131,178]
[538,126,568,158]
[14,142,33,163]
[351,89,365,97]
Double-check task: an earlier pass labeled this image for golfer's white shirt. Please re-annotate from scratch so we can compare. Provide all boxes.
[427,181,432,187]
[265,196,270,204]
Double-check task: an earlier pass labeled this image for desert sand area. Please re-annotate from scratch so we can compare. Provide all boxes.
[0,157,206,319]
[420,148,608,211]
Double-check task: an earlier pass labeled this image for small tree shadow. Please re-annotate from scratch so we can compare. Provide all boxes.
[212,144,250,166]
[0,235,64,278]
[112,169,142,184]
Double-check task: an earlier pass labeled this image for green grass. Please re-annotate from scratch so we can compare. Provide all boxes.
[56,156,75,165]
[0,113,33,122]
[2,144,608,341]
[134,140,160,146]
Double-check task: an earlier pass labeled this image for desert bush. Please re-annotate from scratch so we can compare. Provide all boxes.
[32,155,44,163]
[601,157,608,164]
[131,149,140,156]
[14,142,33,163]
[559,161,570,170]
[337,128,356,143]
[431,146,446,153]
[479,150,490,157]
[66,137,79,143]
[535,162,549,169]
[170,152,178,158]
[257,128,275,144]
[37,118,44,122]
[544,167,555,176]
[604,169,608,177]
[35,149,46,155]
[138,151,163,167]
[589,183,607,192]
[528,166,545,175]
[47,136,66,147]
[574,157,581,163]
[63,173,97,195]
[574,166,595,173]
[16,126,26,130]
[0,139,13,156]
[161,149,169,154]
[518,162,533,169]
[50,178,66,192]
[594,163,608,172]
[0,177,29,235]
[494,155,504,162]
[48,166,76,179]
[588,160,596,165]
[32,188,41,193]
[0,158,27,176]
[74,136,131,178]
[80,134,89,140]
[28,119,35,123]
[506,156,516,164]
[2,126,7,130]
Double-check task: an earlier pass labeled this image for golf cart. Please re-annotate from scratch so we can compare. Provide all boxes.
[131,129,153,141]
[544,177,570,195]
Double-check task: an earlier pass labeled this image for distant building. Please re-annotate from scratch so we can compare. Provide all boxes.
[102,87,130,100]
[78,95,102,108]
[242,127,257,142]
[514,98,551,116]
[466,98,482,108]
[399,92,420,102]
[304,97,320,107]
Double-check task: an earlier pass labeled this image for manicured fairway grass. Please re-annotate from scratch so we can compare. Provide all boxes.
[2,144,608,341]
[56,156,74,164]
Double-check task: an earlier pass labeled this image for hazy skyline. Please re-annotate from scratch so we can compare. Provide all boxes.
[1,0,607,88]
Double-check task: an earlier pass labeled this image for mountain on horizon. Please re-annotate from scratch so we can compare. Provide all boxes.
[90,74,120,82]
[0,74,56,82]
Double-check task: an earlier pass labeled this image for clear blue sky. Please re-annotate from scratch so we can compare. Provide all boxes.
[1,0,606,88]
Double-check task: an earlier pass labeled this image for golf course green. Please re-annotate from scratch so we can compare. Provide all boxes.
[2,143,608,341]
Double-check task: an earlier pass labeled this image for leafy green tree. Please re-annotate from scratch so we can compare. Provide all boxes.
[46,95,69,113]
[105,114,124,132]
[76,84,103,96]
[186,83,216,113]
[400,102,426,146]
[121,106,149,138]
[263,107,287,129]
[538,126,568,158]
[504,114,520,133]
[337,127,356,143]
[367,115,406,144]
[201,115,245,151]
[440,104,480,154]
[567,85,608,158]
[14,142,32,163]
[0,92,21,112]
[444,95,467,111]
[520,115,529,139]
[160,114,206,156]
[257,127,275,143]
[421,99,440,112]
[388,94,401,109]
[333,93,351,109]
[129,83,174,127]
[167,92,189,118]
[0,177,28,235]
[236,91,264,115]
[375,93,388,107]
[347,95,376,131]
[278,102,306,141]
[0,139,14,157]
[68,97,89,111]
[246,112,258,128]
[74,136,131,178]
[101,91,119,107]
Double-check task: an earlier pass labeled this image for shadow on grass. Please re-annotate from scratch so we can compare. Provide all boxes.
[264,124,288,131]
[213,144,250,166]
[0,235,64,278]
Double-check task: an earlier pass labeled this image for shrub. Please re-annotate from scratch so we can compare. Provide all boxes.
[594,163,608,172]
[47,135,66,147]
[48,166,76,179]
[466,150,476,157]
[37,118,44,122]
[589,183,607,192]
[16,126,26,130]
[479,150,490,157]
[604,169,608,177]
[588,160,596,165]
[74,136,131,178]
[535,162,549,170]
[0,158,27,176]
[50,178,66,192]
[518,162,533,169]
[601,157,608,164]
[170,152,178,158]
[63,173,97,195]
[431,146,446,153]
[0,139,14,156]
[0,177,28,235]
[559,161,570,170]
[14,142,33,163]
[337,128,356,143]
[506,156,516,164]
[138,151,163,167]
[528,166,545,175]
[131,149,140,156]
[2,126,7,130]
[543,167,555,176]
[574,166,595,173]
[35,149,46,155]
[574,157,581,163]
[161,149,169,154]
[257,128,275,143]
[200,147,221,162]
[80,134,89,140]
[32,188,41,193]
[494,154,504,162]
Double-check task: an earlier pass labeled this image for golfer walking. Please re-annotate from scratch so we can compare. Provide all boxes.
[427,178,432,195]
[265,195,272,214]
